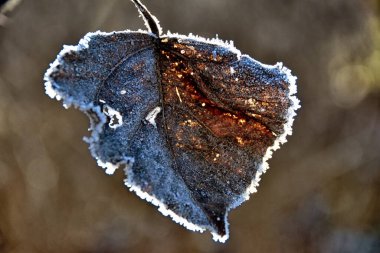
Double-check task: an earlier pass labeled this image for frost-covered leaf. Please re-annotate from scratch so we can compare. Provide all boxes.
[44,0,300,242]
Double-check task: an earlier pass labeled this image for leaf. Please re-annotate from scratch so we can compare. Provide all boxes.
[44,0,300,242]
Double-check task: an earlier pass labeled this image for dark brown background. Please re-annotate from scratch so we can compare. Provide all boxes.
[1,0,380,252]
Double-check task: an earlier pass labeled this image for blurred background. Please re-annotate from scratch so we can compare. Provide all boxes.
[1,0,380,252]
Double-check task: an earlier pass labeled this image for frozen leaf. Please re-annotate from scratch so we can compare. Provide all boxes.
[44,0,300,242]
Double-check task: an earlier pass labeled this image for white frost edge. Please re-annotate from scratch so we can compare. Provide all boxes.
[145,106,162,128]
[211,220,229,243]
[103,105,123,129]
[136,2,163,36]
[97,160,119,175]
[123,165,206,234]
[164,31,242,59]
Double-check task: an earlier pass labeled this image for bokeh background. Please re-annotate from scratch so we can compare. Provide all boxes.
[1,0,380,252]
